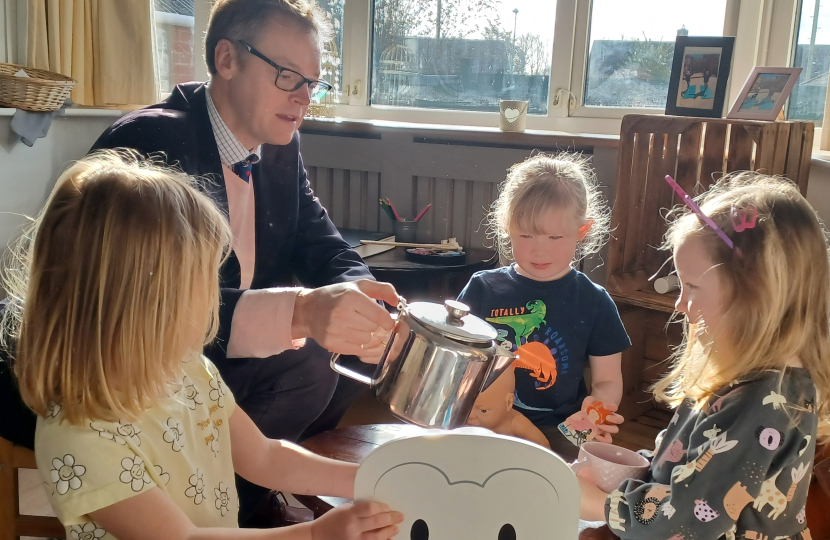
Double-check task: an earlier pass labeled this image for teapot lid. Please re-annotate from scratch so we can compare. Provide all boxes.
[406,300,497,343]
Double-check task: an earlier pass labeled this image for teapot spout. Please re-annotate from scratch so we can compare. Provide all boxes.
[481,346,516,392]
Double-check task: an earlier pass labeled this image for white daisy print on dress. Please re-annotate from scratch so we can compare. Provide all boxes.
[70,522,106,540]
[163,417,185,452]
[50,454,86,495]
[185,469,205,505]
[90,422,126,445]
[153,464,170,486]
[115,422,142,446]
[215,482,231,516]
[182,375,203,410]
[209,376,226,408]
[119,456,152,492]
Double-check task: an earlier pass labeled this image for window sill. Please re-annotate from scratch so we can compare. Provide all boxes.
[0,108,124,117]
[300,116,621,149]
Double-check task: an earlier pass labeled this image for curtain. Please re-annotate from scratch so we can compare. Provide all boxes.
[26,0,156,107]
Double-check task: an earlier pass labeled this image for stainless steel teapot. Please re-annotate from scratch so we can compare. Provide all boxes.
[331,298,516,429]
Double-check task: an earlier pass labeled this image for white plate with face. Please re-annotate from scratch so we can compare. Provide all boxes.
[355,427,580,540]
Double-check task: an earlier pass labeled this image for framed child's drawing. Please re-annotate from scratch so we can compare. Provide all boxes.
[665,36,735,118]
[726,67,803,121]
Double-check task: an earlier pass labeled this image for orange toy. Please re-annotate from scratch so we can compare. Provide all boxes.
[586,401,612,425]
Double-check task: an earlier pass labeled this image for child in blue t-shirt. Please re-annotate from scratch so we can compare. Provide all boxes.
[458,153,630,460]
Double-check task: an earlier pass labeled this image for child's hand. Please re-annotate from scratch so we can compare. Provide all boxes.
[582,397,624,444]
[311,501,403,540]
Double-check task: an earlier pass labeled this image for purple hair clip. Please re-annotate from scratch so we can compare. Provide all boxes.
[665,175,734,250]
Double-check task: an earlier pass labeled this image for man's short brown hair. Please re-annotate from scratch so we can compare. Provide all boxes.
[204,0,333,76]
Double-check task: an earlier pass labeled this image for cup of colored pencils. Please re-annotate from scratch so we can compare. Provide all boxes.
[379,199,431,244]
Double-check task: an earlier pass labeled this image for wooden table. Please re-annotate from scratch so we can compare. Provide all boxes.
[365,247,498,303]
[295,424,619,540]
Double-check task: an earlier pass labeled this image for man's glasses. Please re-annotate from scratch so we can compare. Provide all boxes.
[237,40,333,102]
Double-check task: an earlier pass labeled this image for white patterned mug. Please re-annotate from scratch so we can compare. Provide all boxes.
[498,100,528,132]
[571,441,650,493]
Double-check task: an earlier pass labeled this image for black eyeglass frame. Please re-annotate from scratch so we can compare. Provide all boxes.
[236,39,333,101]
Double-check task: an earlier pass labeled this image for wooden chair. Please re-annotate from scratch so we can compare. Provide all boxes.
[606,114,814,421]
[0,436,65,540]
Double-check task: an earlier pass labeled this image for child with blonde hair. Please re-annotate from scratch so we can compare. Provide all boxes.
[1,151,402,540]
[457,153,630,458]
[577,173,828,540]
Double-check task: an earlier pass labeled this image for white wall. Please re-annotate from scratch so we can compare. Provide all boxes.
[0,114,118,258]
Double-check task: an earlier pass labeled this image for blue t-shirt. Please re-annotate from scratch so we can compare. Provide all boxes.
[457,265,631,426]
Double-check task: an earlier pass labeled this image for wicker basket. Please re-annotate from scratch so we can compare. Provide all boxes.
[0,63,76,112]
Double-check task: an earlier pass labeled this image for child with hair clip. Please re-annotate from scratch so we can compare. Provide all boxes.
[1,151,403,540]
[457,153,631,459]
[577,173,828,540]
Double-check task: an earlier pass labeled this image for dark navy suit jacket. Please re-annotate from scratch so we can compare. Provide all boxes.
[89,82,374,362]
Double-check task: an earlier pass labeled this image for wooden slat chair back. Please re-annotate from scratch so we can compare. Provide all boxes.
[606,115,813,421]
[607,114,813,311]
[0,436,65,540]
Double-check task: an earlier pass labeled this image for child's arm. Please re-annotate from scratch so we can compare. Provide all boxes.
[587,353,623,405]
[92,486,312,539]
[91,486,401,540]
[228,406,356,498]
[585,354,624,443]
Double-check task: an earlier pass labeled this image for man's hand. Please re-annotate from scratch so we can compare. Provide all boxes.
[357,327,393,364]
[292,280,399,357]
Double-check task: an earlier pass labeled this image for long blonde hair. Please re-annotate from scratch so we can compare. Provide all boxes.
[653,172,830,443]
[487,152,611,263]
[1,150,232,424]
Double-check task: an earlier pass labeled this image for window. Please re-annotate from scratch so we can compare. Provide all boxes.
[788,0,829,126]
[369,0,555,114]
[154,0,196,95]
[583,0,727,109]
[317,0,346,101]
[180,0,807,136]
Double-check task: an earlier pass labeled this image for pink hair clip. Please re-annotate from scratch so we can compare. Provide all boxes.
[665,175,734,250]
[731,204,757,232]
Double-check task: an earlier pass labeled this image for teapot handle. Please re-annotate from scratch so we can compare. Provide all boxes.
[330,316,400,386]
[330,353,380,386]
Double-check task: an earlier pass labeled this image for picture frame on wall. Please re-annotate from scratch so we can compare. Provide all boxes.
[665,36,735,118]
[726,67,803,121]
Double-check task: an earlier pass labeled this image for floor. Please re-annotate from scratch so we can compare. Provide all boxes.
[17,390,666,539]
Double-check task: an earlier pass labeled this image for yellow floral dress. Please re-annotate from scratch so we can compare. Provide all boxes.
[35,355,239,539]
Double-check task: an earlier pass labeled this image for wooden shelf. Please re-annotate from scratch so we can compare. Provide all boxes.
[610,289,678,313]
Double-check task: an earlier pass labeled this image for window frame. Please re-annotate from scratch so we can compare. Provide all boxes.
[61,0,807,136]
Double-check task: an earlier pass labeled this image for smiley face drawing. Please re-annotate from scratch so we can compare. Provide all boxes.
[355,428,579,539]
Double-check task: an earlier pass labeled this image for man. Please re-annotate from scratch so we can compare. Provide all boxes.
[89,0,395,526]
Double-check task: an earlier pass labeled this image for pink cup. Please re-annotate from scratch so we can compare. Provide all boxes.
[571,441,650,492]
